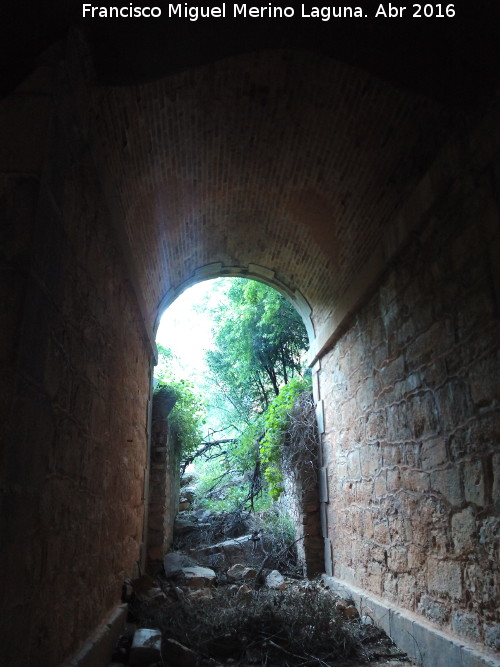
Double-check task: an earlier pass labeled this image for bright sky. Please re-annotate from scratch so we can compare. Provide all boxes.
[156,281,215,380]
[156,278,237,437]
[155,277,238,385]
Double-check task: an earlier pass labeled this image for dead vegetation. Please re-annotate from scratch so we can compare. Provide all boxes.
[282,391,319,491]
[157,584,359,665]
[125,576,412,667]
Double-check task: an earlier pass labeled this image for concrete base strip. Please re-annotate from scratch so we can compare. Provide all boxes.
[60,603,128,667]
[322,576,500,667]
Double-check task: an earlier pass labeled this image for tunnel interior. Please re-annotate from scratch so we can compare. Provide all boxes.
[1,3,500,666]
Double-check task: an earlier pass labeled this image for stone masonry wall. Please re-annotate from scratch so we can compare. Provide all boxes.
[318,118,500,652]
[0,59,151,667]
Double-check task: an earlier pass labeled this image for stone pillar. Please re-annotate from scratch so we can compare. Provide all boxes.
[147,387,180,572]
[280,392,325,577]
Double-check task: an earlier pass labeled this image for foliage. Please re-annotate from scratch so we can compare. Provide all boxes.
[258,377,312,499]
[154,345,206,459]
[259,504,296,552]
[157,278,311,507]
[205,279,308,432]
[193,376,312,509]
[193,455,271,513]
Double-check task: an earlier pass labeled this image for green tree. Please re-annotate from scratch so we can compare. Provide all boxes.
[205,279,308,431]
[194,279,310,507]
[154,344,206,459]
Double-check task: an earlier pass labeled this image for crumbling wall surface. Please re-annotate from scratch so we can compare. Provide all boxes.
[0,61,151,666]
[319,113,500,652]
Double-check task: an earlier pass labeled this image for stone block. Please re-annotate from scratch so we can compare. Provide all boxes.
[227,564,257,581]
[451,610,481,642]
[373,519,390,544]
[417,595,450,625]
[347,450,361,479]
[451,506,476,553]
[386,402,412,442]
[373,470,387,497]
[407,546,426,570]
[436,378,474,433]
[463,459,486,507]
[401,468,430,493]
[483,622,500,651]
[360,444,381,477]
[407,390,439,440]
[383,572,398,601]
[406,322,452,372]
[421,437,448,470]
[129,628,162,666]
[381,443,403,466]
[430,465,464,506]
[386,467,402,492]
[366,410,386,441]
[479,517,500,555]
[356,375,375,412]
[377,354,405,391]
[427,558,462,599]
[468,352,500,408]
[181,566,216,589]
[356,479,373,504]
[387,546,408,574]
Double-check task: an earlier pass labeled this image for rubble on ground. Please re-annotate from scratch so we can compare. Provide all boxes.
[110,510,414,667]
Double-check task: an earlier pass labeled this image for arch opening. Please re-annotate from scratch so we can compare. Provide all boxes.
[153,262,315,347]
[148,275,324,578]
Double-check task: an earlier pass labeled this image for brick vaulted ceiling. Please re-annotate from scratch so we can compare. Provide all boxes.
[4,1,499,344]
[84,49,451,338]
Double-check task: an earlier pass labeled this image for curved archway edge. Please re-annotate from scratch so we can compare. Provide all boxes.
[154,262,315,351]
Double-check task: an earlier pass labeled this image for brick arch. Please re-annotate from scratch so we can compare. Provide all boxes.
[86,48,450,355]
[154,261,314,344]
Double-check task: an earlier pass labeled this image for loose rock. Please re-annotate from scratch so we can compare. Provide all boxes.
[227,564,257,581]
[164,552,200,578]
[129,628,162,666]
[181,565,216,589]
[265,570,286,590]
[181,486,197,503]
